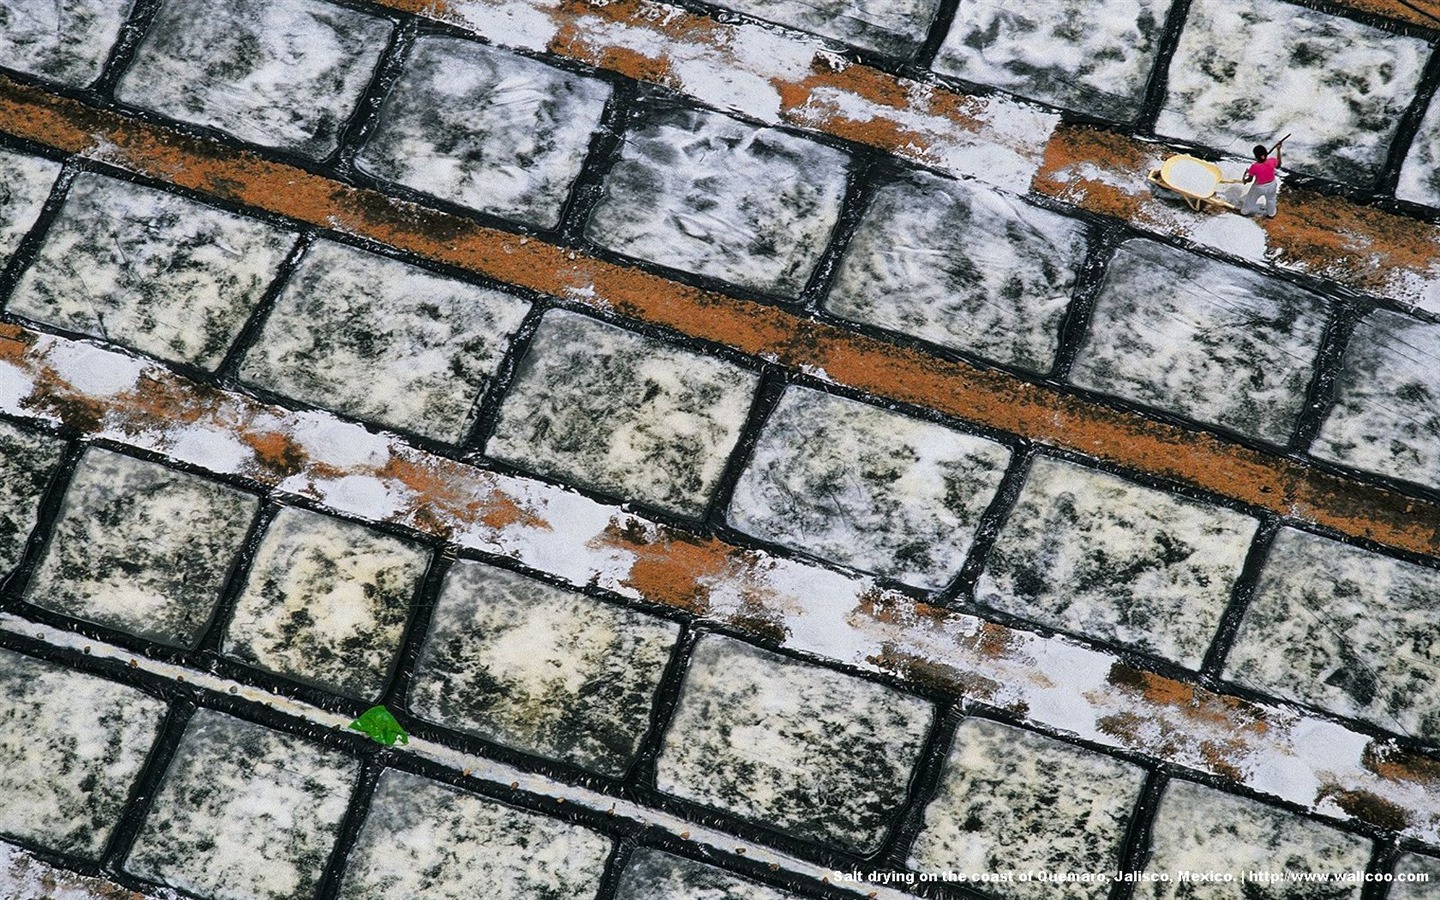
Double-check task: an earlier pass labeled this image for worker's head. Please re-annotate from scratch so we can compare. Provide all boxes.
[1253,144,1268,160]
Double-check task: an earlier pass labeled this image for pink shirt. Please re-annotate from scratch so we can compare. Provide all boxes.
[1247,157,1279,185]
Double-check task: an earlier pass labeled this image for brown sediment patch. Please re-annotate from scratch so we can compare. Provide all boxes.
[240,430,309,480]
[869,646,1003,700]
[377,455,549,533]
[4,78,1440,563]
[592,519,743,614]
[1332,0,1440,28]
[1031,123,1159,221]
[1363,742,1440,786]
[1106,663,1270,735]
[1317,784,1414,831]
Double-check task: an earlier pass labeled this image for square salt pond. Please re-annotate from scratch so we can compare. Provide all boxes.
[586,107,849,297]
[909,718,1145,900]
[356,36,612,230]
[656,634,933,853]
[1225,527,1440,742]
[1143,779,1371,897]
[485,310,758,519]
[0,649,167,860]
[9,173,295,371]
[338,769,610,900]
[115,0,392,158]
[0,419,63,581]
[727,385,1010,590]
[615,849,799,900]
[409,561,679,777]
[1311,310,1440,493]
[1399,96,1440,208]
[223,505,431,700]
[1069,239,1331,445]
[713,0,942,59]
[25,447,259,648]
[125,710,357,900]
[239,240,530,443]
[0,148,62,265]
[934,0,1173,121]
[1157,0,1429,186]
[1392,853,1440,900]
[976,456,1257,668]
[0,0,133,87]
[826,170,1089,373]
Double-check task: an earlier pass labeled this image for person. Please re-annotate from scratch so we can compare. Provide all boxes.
[1241,136,1287,218]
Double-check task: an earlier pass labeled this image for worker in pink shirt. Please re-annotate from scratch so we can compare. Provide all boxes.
[1241,135,1287,218]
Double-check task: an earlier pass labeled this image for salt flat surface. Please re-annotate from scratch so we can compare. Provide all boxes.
[586,107,850,297]
[24,447,258,648]
[825,169,1089,373]
[1143,779,1370,896]
[485,310,758,519]
[1311,310,1440,493]
[1070,238,1331,445]
[240,239,530,443]
[125,710,357,900]
[0,0,133,87]
[0,649,167,860]
[977,455,1257,668]
[1391,853,1440,899]
[1158,0,1429,185]
[728,385,1010,589]
[10,173,295,370]
[616,848,799,900]
[657,634,932,854]
[714,0,942,59]
[116,0,392,158]
[0,418,62,580]
[356,36,612,229]
[1226,527,1440,742]
[410,560,679,776]
[223,505,431,700]
[339,769,611,900]
[935,0,1171,121]
[1398,95,1440,207]
[910,718,1145,899]
[0,149,62,265]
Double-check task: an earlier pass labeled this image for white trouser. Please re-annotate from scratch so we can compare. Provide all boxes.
[1242,179,1278,217]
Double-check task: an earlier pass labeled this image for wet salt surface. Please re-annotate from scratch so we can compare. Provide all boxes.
[910,718,1145,900]
[116,0,392,158]
[1225,527,1440,742]
[656,634,932,854]
[24,447,259,648]
[615,848,799,899]
[0,0,133,87]
[240,239,530,443]
[934,0,1171,121]
[0,149,61,264]
[712,0,942,59]
[728,385,1011,589]
[223,505,431,700]
[356,36,612,230]
[409,560,679,776]
[1143,779,1371,898]
[1311,310,1440,493]
[977,455,1257,668]
[825,170,1089,373]
[1390,853,1440,899]
[339,769,611,900]
[125,710,357,900]
[9,173,295,371]
[1157,0,1429,186]
[0,649,167,860]
[1398,95,1440,208]
[0,418,62,580]
[586,107,850,297]
[1069,239,1331,445]
[485,310,758,519]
